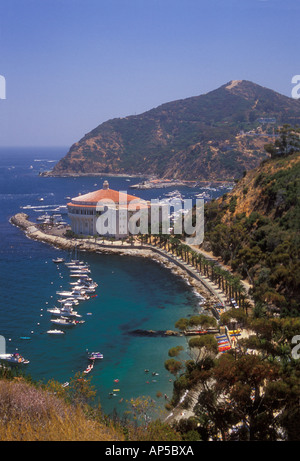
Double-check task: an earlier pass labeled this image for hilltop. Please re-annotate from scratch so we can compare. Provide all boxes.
[48,80,300,180]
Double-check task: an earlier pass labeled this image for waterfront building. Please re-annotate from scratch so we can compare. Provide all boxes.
[67,181,151,238]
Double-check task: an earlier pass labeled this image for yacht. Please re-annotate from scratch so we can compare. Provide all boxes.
[67,264,90,270]
[69,269,91,275]
[65,260,85,267]
[88,352,103,360]
[56,290,75,297]
[0,353,29,364]
[50,317,80,327]
[57,298,79,306]
[36,213,51,221]
[71,285,95,294]
[69,273,90,279]
[47,306,82,318]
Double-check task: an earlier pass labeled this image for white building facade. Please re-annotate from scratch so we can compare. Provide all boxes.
[67,181,150,239]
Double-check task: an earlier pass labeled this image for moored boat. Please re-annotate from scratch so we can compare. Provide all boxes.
[0,353,29,364]
[88,352,103,360]
[47,329,65,335]
[83,363,94,374]
[50,317,80,327]
[47,306,82,318]
[53,258,65,263]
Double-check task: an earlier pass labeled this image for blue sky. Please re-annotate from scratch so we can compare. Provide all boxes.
[0,0,299,146]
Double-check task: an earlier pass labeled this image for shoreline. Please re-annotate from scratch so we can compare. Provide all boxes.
[10,213,222,306]
[10,212,227,423]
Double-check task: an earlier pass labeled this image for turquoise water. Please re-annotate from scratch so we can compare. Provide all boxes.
[0,147,226,417]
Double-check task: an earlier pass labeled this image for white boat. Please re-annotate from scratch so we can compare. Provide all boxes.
[56,291,75,297]
[47,329,65,335]
[72,294,90,301]
[47,306,82,318]
[53,258,65,263]
[65,260,85,267]
[69,273,90,279]
[36,213,51,221]
[70,269,91,275]
[88,352,103,360]
[57,297,79,305]
[83,363,94,374]
[70,282,97,291]
[0,353,29,364]
[57,289,88,298]
[71,285,95,294]
[68,265,90,270]
[50,317,78,327]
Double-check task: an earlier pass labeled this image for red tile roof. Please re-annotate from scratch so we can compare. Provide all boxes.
[67,182,149,209]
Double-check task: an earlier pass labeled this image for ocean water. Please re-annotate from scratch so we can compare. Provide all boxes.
[0,147,226,417]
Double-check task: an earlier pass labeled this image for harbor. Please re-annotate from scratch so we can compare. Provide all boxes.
[2,151,236,417]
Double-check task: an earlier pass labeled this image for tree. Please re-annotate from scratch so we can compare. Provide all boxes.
[168,346,184,357]
[188,335,218,364]
[164,359,183,377]
[68,372,97,405]
[194,353,281,440]
[264,124,300,158]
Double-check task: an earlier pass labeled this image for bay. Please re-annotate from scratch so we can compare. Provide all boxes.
[0,147,227,417]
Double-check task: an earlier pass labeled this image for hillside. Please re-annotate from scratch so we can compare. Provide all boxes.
[0,376,124,441]
[48,80,300,180]
[203,143,300,316]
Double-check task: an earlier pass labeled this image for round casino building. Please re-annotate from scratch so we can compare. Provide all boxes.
[67,181,151,239]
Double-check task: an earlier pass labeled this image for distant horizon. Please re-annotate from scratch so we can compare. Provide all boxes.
[1,0,299,147]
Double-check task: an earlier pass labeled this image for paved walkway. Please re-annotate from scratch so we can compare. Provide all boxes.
[143,244,231,309]
[187,243,255,306]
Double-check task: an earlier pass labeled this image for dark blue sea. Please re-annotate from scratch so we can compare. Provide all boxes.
[0,147,227,418]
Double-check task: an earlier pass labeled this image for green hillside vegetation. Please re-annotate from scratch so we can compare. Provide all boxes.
[161,312,300,441]
[149,129,300,440]
[50,80,300,180]
[204,126,300,316]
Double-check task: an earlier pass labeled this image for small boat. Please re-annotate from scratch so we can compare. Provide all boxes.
[0,353,29,364]
[47,329,65,335]
[83,363,94,374]
[88,352,103,360]
[20,336,31,340]
[53,258,65,263]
